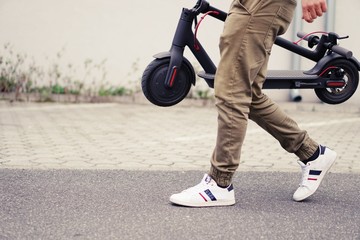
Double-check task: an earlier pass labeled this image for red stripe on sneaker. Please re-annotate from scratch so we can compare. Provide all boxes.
[308,178,318,181]
[199,193,208,202]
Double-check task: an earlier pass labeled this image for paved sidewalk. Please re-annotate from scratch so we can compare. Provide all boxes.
[0,100,360,173]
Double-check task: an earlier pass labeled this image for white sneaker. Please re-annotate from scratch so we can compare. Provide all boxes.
[169,174,235,207]
[293,146,337,202]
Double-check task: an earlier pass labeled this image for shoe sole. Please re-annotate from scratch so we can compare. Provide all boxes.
[170,197,236,207]
[293,150,337,202]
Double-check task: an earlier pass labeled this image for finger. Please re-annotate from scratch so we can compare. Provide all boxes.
[309,7,317,19]
[315,4,323,17]
[302,5,310,22]
[320,1,327,12]
[302,3,317,21]
[302,10,314,23]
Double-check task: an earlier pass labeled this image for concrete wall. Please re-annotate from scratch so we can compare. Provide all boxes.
[0,0,359,104]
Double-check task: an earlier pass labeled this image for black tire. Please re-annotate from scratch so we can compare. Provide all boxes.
[141,58,194,107]
[315,59,359,104]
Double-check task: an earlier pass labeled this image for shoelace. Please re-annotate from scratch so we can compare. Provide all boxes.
[299,164,311,187]
[183,178,214,193]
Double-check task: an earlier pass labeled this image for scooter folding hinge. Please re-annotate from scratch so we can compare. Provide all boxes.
[197,71,214,80]
[197,71,215,88]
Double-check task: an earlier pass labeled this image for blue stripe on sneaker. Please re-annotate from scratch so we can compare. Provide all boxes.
[227,184,234,192]
[320,145,326,155]
[204,189,217,201]
[309,170,322,175]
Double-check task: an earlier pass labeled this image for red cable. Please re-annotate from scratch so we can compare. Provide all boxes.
[194,11,219,51]
[319,66,338,77]
[293,31,329,45]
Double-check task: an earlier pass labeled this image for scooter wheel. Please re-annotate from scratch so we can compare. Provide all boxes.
[141,58,194,107]
[315,59,359,104]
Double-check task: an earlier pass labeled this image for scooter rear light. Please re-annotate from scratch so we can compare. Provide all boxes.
[326,80,346,88]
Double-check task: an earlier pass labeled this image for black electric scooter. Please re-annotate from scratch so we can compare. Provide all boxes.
[142,0,360,107]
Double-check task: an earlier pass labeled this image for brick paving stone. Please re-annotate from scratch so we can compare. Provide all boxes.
[148,165,173,170]
[118,162,150,170]
[60,160,95,169]
[91,163,124,169]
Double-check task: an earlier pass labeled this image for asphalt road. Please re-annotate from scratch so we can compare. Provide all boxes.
[0,169,359,240]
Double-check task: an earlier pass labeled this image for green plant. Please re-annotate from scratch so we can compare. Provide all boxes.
[51,84,65,94]
[196,89,211,99]
[111,86,128,96]
[98,85,130,97]
[98,86,112,97]
[0,76,15,92]
[38,86,53,102]
[0,43,26,94]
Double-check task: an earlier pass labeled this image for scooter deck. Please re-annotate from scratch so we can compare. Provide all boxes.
[198,70,325,89]
[267,70,317,80]
[265,70,320,89]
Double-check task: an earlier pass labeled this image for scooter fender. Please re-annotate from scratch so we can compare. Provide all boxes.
[153,52,172,59]
[153,51,196,86]
[304,53,360,75]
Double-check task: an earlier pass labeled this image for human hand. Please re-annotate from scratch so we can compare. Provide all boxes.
[301,0,327,23]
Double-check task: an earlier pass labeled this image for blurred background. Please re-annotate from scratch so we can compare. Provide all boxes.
[0,0,359,103]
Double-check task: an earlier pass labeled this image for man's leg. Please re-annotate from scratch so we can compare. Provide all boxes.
[249,88,337,202]
[247,6,336,202]
[210,0,298,187]
[170,0,277,207]
[249,62,319,161]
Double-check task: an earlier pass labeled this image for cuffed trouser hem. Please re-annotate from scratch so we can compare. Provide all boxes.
[295,137,319,161]
[209,166,234,187]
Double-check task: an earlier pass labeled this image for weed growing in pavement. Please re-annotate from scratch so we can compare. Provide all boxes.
[0,43,133,102]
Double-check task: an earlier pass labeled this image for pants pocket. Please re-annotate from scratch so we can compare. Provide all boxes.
[263,4,296,53]
[229,0,263,15]
[277,5,296,35]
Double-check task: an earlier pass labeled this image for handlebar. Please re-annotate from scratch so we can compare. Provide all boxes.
[297,32,353,59]
[331,45,353,59]
[297,31,312,41]
[193,0,208,13]
[193,0,227,21]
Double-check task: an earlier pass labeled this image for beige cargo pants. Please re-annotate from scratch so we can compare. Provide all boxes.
[209,0,319,186]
